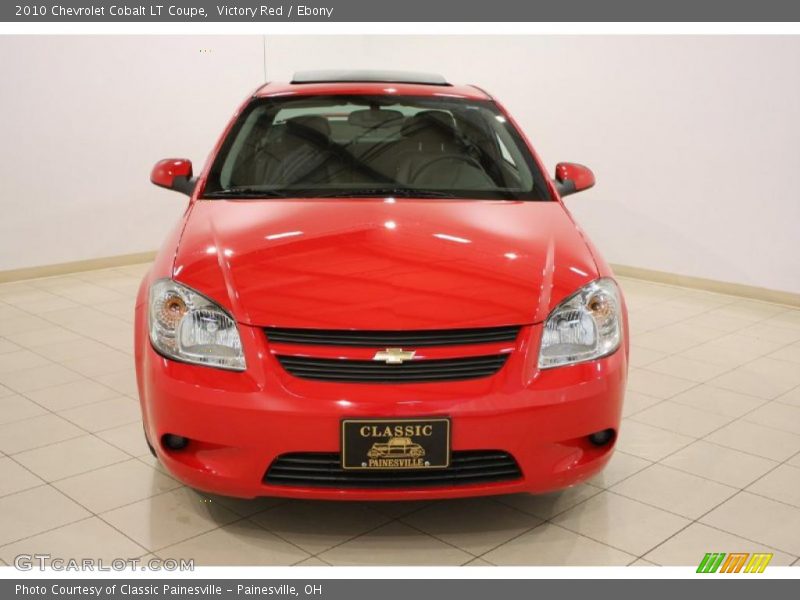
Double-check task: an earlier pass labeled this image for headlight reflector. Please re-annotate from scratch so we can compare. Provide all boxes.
[538,278,622,369]
[149,279,245,371]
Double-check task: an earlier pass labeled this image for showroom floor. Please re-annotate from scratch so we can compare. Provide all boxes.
[1,264,800,567]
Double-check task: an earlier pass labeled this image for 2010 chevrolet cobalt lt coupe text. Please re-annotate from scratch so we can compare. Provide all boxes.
[135,70,628,500]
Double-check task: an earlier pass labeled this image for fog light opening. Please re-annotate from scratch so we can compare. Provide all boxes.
[162,434,190,451]
[588,428,615,447]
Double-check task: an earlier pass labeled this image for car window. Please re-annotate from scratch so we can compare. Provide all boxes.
[205,95,550,201]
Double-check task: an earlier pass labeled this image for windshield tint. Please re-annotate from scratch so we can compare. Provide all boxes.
[204,95,551,200]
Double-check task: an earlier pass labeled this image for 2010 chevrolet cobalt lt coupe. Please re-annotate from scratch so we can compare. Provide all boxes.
[136,70,628,500]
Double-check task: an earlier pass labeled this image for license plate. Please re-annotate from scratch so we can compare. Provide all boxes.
[341,418,450,470]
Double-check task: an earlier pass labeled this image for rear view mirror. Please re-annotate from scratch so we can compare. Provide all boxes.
[348,109,405,128]
[554,162,595,197]
[150,158,195,196]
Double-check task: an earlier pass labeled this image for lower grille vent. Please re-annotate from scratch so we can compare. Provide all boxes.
[264,451,522,488]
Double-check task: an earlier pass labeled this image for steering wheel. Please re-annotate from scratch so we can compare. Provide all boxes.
[410,154,485,186]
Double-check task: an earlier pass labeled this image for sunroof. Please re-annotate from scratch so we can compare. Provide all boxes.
[291,70,450,86]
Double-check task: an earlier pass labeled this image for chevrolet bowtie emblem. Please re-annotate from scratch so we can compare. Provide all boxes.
[373,348,416,364]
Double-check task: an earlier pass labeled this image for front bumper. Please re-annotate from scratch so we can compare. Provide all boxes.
[135,319,627,500]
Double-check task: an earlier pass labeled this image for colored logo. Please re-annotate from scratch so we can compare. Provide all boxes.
[373,348,416,364]
[697,552,773,573]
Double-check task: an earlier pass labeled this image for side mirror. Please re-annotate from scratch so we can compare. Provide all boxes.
[150,158,195,196]
[554,162,595,197]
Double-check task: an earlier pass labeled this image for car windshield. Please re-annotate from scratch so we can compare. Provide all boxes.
[203,95,551,200]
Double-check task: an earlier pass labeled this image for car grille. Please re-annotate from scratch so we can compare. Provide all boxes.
[264,450,522,488]
[264,325,521,347]
[275,354,509,383]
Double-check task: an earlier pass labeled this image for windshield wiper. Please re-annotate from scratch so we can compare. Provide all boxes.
[203,187,291,199]
[205,187,517,200]
[311,188,459,199]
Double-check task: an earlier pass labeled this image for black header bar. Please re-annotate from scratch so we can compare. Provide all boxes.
[4,0,800,22]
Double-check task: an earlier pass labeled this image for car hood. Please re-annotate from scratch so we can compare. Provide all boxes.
[172,199,599,329]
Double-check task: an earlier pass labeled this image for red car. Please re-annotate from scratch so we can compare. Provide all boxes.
[136,70,628,500]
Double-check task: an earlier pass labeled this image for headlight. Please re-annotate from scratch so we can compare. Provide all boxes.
[538,278,622,369]
[148,279,245,371]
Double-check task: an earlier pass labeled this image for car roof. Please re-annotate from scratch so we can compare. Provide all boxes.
[292,70,449,85]
[254,70,492,101]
